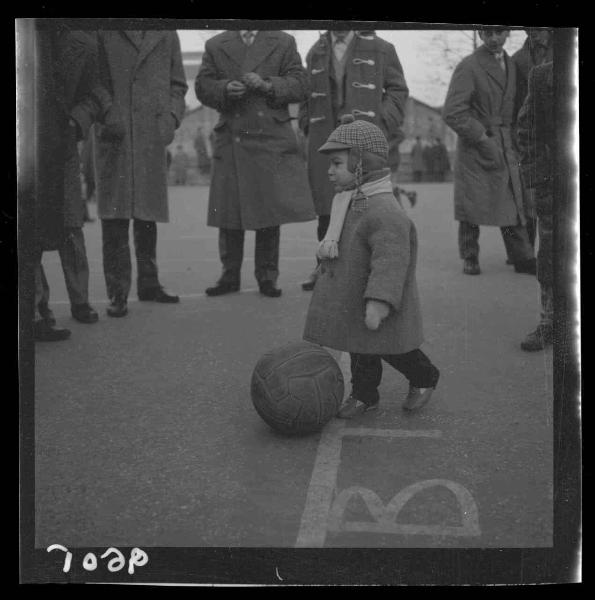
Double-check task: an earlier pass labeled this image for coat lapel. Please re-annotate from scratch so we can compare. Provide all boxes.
[219,31,249,68]
[477,45,506,91]
[135,31,167,71]
[242,31,280,72]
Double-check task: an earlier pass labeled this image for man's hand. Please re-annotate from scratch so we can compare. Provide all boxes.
[242,72,272,93]
[365,300,390,331]
[226,80,247,99]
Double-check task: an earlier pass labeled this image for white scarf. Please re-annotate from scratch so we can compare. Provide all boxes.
[317,173,394,260]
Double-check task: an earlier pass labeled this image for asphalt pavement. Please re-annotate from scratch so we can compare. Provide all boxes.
[34,183,553,548]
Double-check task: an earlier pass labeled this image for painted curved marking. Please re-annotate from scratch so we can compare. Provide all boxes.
[328,480,481,537]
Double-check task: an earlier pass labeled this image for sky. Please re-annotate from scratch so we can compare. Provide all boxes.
[178,29,527,108]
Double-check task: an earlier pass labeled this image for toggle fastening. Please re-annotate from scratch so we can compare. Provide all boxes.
[311,92,327,98]
[353,58,375,66]
[352,82,376,90]
[352,109,376,118]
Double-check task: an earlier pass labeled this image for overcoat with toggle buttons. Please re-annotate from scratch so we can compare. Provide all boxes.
[442,45,526,226]
[195,30,316,230]
[298,31,409,216]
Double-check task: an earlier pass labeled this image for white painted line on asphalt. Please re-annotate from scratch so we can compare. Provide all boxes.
[342,428,442,439]
[295,419,347,548]
[296,376,448,549]
[43,256,316,266]
[48,287,318,305]
[327,480,481,538]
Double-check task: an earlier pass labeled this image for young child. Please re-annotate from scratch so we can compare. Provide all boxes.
[302,116,440,418]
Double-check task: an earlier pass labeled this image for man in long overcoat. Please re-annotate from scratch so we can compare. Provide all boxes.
[517,61,554,351]
[298,30,409,290]
[195,30,315,298]
[94,30,187,316]
[443,27,535,276]
[511,28,554,252]
[410,136,425,182]
[33,23,110,340]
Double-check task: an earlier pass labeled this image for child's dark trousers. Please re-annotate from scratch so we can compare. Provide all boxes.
[350,350,440,406]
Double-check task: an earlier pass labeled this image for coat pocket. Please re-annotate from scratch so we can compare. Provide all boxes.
[475,137,504,171]
[157,112,176,146]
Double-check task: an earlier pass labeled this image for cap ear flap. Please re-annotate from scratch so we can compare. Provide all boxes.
[347,147,361,173]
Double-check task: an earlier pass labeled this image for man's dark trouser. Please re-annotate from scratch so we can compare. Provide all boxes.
[350,350,440,406]
[218,226,280,285]
[101,218,160,301]
[36,227,90,315]
[59,228,90,306]
[413,170,423,183]
[458,220,534,264]
[536,193,553,328]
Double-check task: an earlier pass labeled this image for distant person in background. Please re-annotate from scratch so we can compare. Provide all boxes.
[432,137,450,182]
[443,27,535,276]
[94,30,187,317]
[511,28,553,255]
[422,139,434,181]
[410,136,425,182]
[194,128,211,177]
[172,144,190,185]
[516,61,554,351]
[298,29,409,291]
[80,129,96,221]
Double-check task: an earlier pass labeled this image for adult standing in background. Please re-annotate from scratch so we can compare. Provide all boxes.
[298,29,409,291]
[511,28,554,253]
[33,23,110,340]
[443,27,535,276]
[422,139,435,181]
[432,137,450,182]
[94,29,187,317]
[410,136,425,182]
[196,30,315,298]
[516,61,555,351]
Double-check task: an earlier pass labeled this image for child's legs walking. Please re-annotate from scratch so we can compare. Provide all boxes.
[350,353,383,406]
[381,349,440,389]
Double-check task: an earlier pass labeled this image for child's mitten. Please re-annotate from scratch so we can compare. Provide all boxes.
[365,300,390,330]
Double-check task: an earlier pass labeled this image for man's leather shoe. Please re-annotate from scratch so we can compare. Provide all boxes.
[514,258,537,275]
[402,385,435,412]
[205,282,240,297]
[107,299,128,318]
[463,259,481,275]
[138,287,180,303]
[34,320,71,342]
[301,271,317,291]
[38,304,56,326]
[521,324,553,351]
[259,282,282,297]
[71,303,99,324]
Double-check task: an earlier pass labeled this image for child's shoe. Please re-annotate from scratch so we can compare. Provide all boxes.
[402,385,435,412]
[337,395,379,419]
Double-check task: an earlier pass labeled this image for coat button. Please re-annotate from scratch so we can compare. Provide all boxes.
[235,113,241,118]
[235,136,240,143]
[257,111,264,117]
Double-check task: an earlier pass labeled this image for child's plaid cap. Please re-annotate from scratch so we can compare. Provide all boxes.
[318,114,389,160]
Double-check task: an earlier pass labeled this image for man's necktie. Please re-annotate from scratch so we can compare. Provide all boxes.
[334,38,347,61]
[243,31,255,46]
[494,52,506,72]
